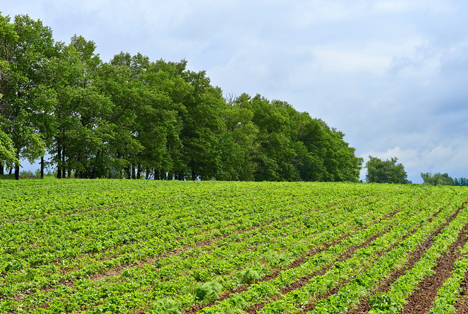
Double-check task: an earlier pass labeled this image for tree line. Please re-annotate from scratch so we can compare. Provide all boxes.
[365,156,467,186]
[0,13,363,181]
[421,172,468,186]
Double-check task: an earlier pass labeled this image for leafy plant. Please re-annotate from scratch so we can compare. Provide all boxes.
[195,281,223,302]
[239,268,261,284]
[147,298,181,314]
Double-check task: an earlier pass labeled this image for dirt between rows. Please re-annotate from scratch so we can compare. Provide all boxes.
[184,201,408,314]
[348,202,467,314]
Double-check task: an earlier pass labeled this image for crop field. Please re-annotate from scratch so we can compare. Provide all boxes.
[1,180,468,313]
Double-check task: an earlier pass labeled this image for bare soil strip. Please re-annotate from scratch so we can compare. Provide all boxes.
[348,203,466,314]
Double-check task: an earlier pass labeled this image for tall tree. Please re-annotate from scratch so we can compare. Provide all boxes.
[0,14,55,179]
[49,35,113,178]
[421,172,454,186]
[217,93,258,181]
[0,19,19,170]
[179,68,225,180]
[365,156,408,184]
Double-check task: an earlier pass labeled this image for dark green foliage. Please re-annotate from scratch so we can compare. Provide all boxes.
[454,177,468,186]
[421,172,468,186]
[365,156,408,184]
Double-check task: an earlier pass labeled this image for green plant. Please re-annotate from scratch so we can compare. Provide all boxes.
[147,298,181,314]
[239,268,261,284]
[195,281,223,302]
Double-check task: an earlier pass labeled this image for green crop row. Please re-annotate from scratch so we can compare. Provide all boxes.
[1,187,386,303]
[258,192,462,314]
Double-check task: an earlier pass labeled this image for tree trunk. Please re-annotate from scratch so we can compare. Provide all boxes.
[132,165,136,180]
[57,146,62,179]
[41,156,44,179]
[0,163,3,175]
[62,148,66,178]
[8,167,12,175]
[15,163,19,180]
[192,171,196,181]
[137,165,141,179]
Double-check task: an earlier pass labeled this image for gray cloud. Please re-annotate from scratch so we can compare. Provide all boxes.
[3,0,468,182]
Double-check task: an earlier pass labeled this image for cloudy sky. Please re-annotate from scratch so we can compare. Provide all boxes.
[3,0,468,182]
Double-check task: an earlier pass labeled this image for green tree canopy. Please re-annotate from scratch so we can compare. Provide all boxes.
[365,156,408,184]
[421,172,454,186]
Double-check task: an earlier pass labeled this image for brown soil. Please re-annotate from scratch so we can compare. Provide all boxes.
[348,202,467,314]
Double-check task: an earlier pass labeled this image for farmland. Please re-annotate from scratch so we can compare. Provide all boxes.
[1,180,468,313]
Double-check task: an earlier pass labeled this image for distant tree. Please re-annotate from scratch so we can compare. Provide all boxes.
[454,177,468,186]
[365,156,408,184]
[421,172,454,186]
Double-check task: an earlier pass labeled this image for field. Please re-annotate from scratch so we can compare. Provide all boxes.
[1,180,468,314]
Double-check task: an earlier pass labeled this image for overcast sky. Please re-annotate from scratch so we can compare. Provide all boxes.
[3,0,468,182]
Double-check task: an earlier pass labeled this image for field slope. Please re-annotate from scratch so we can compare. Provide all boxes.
[0,180,467,314]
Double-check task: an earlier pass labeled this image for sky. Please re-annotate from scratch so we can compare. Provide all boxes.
[2,0,468,183]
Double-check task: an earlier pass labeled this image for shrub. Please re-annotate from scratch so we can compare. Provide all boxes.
[195,281,222,302]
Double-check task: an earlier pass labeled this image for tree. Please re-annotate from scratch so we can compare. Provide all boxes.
[365,156,408,184]
[454,177,468,186]
[421,172,454,186]
[0,22,19,169]
[217,93,258,181]
[179,68,225,180]
[0,14,55,179]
